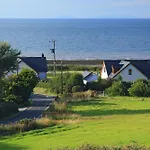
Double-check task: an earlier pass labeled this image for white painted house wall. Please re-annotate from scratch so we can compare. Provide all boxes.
[101,63,108,79]
[114,64,147,82]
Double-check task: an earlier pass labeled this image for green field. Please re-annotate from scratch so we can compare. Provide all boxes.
[1,97,150,150]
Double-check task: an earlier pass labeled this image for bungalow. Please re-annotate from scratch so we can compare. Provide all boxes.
[7,54,48,80]
[82,71,98,84]
[101,60,150,82]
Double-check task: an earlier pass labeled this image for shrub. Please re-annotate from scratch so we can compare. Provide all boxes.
[105,81,128,96]
[0,101,18,119]
[129,79,149,97]
[53,101,68,113]
[86,79,113,91]
[50,75,62,94]
[72,90,97,100]
[65,73,84,93]
[0,79,5,101]
[3,69,38,104]
[0,117,55,136]
[72,85,83,93]
[50,73,84,94]
[54,144,150,150]
[36,80,51,89]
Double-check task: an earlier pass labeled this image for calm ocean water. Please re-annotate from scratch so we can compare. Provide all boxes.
[0,19,150,60]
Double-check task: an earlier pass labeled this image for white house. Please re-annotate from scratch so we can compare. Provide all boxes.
[82,71,98,84]
[7,54,48,80]
[101,60,150,82]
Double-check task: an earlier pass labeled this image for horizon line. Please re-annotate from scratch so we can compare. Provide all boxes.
[0,17,150,19]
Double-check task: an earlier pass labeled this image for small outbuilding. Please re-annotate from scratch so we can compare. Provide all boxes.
[82,71,98,85]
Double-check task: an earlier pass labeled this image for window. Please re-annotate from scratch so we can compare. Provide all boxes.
[128,69,132,75]
[104,67,106,72]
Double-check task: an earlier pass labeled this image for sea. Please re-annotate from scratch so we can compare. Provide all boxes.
[0,18,150,60]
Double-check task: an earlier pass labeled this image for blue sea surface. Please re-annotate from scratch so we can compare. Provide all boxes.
[0,19,150,60]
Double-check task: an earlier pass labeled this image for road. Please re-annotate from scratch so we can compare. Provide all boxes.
[0,94,55,125]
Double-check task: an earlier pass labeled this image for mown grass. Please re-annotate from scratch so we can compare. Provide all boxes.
[1,97,150,150]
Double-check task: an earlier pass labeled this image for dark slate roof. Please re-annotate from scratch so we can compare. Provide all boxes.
[105,59,150,79]
[130,60,150,79]
[20,57,48,72]
[104,60,123,76]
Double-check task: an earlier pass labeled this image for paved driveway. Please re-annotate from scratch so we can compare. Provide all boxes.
[0,94,55,125]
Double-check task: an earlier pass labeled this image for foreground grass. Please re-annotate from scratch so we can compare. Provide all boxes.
[1,97,150,150]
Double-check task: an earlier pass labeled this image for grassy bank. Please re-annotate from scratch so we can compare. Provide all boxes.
[1,97,150,150]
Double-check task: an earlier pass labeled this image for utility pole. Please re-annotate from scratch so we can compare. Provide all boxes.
[50,40,56,76]
[60,60,63,94]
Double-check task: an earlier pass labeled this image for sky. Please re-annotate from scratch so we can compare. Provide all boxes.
[0,0,150,18]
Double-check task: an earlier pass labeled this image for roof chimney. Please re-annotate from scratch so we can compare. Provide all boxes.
[42,53,44,58]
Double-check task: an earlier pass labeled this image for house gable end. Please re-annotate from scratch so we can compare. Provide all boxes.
[114,64,147,82]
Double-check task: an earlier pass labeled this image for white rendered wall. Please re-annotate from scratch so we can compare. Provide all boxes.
[114,64,147,82]
[101,63,108,79]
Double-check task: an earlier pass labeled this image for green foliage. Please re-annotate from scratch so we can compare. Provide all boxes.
[0,79,5,101]
[72,90,97,100]
[72,85,82,93]
[0,101,18,119]
[106,81,128,96]
[36,80,51,89]
[65,74,83,93]
[0,118,55,136]
[3,69,38,104]
[129,79,150,97]
[53,101,68,113]
[0,42,20,78]
[49,73,84,94]
[55,144,150,150]
[86,79,113,91]
[117,75,123,81]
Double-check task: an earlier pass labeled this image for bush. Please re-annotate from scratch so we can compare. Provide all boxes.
[72,90,97,100]
[53,101,68,113]
[86,79,113,91]
[129,79,150,97]
[72,85,83,93]
[0,101,18,119]
[3,69,38,104]
[50,73,84,94]
[36,80,51,89]
[54,144,150,150]
[0,79,5,101]
[0,118,55,136]
[105,81,128,96]
[65,74,84,93]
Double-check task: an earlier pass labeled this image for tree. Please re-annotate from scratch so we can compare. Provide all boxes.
[128,79,149,97]
[65,73,84,93]
[0,42,20,78]
[106,81,127,96]
[3,69,38,104]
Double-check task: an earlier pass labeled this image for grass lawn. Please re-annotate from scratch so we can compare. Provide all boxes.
[1,97,150,150]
